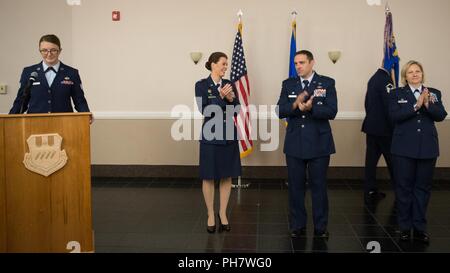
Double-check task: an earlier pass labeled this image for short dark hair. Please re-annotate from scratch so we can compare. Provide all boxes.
[295,50,314,61]
[39,34,61,49]
[205,52,228,71]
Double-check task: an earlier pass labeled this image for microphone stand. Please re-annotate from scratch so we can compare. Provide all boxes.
[19,86,30,114]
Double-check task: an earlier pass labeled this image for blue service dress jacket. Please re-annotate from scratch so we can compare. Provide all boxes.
[362,68,394,136]
[195,76,241,145]
[389,86,447,159]
[9,61,90,114]
[276,73,338,159]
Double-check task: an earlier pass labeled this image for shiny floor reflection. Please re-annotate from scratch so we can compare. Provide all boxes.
[92,178,450,253]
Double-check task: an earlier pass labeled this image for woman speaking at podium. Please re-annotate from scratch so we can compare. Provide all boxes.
[9,34,90,115]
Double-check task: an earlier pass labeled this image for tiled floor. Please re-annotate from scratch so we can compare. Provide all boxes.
[92,178,450,253]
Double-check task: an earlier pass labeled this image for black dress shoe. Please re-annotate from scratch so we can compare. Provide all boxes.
[314,230,329,239]
[218,214,231,233]
[365,190,386,202]
[413,230,430,244]
[290,228,306,238]
[399,230,411,241]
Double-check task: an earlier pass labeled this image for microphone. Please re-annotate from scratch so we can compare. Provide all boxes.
[19,71,38,113]
[23,71,38,95]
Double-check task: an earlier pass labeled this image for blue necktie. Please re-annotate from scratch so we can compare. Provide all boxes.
[303,80,309,91]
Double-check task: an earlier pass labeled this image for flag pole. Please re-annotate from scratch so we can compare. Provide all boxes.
[385,4,394,86]
[232,8,250,190]
[285,11,299,187]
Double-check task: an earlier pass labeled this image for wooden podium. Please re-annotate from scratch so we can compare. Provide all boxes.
[0,113,94,253]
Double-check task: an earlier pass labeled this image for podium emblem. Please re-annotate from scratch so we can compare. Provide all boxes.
[23,133,68,177]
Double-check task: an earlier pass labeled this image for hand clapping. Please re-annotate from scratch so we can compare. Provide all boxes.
[295,91,313,112]
[220,83,235,102]
[416,88,430,109]
[293,91,307,110]
[303,95,314,111]
[423,88,430,109]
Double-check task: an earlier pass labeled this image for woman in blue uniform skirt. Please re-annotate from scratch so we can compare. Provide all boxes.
[195,52,241,233]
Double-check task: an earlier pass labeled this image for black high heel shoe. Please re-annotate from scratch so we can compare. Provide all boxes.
[207,225,216,233]
[218,213,231,233]
[207,216,216,233]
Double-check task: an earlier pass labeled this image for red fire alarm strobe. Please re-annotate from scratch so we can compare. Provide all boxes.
[112,11,120,21]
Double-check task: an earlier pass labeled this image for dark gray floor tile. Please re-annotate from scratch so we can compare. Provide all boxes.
[226,223,258,235]
[94,232,126,247]
[258,213,288,224]
[352,225,390,238]
[327,224,358,237]
[322,236,365,252]
[229,212,259,224]
[344,213,379,225]
[91,177,450,253]
[258,223,290,236]
[185,234,224,250]
[222,235,257,250]
[257,235,292,251]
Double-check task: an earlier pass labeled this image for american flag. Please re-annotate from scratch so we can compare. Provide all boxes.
[231,22,253,158]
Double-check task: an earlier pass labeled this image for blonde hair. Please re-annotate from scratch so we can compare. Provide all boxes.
[401,60,425,86]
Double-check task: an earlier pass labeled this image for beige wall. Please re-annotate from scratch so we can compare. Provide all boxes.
[1,0,449,167]
[0,0,73,112]
[72,0,450,112]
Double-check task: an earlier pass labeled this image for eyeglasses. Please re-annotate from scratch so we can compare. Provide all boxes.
[40,49,60,55]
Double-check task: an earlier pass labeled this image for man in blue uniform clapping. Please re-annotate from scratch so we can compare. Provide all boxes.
[276,50,338,239]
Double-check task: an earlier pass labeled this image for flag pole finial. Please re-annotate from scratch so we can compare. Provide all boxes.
[291,10,298,20]
[237,9,243,22]
[385,2,390,12]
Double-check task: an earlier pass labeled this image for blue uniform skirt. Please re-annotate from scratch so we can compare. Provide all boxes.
[199,141,242,180]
